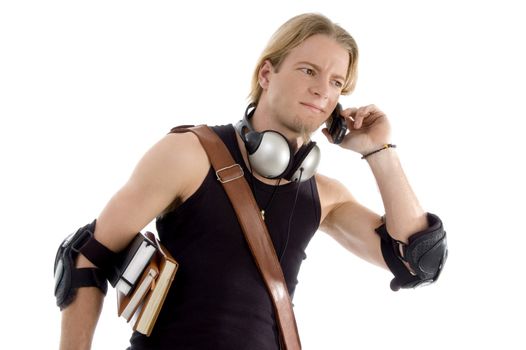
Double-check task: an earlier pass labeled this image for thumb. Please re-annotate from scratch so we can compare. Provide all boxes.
[321,128,334,143]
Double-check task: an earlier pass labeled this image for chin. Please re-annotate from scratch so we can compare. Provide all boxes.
[281,111,318,138]
[295,124,317,143]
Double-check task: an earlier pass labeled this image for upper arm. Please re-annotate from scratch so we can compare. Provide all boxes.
[83,131,209,257]
[317,174,387,269]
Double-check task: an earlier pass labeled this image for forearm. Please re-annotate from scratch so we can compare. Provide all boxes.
[366,148,428,242]
[59,256,104,350]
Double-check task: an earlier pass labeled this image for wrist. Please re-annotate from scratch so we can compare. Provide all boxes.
[361,144,396,160]
[364,146,398,168]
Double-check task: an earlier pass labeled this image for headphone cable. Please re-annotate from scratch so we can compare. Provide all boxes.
[279,168,303,262]
[248,161,281,221]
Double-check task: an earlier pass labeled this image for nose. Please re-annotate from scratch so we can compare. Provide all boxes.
[309,78,330,99]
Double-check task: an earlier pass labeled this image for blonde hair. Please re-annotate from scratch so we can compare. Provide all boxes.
[249,13,359,103]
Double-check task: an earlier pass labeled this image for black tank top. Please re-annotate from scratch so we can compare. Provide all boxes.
[129,124,321,350]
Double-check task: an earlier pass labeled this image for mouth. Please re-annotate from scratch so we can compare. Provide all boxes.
[300,102,325,113]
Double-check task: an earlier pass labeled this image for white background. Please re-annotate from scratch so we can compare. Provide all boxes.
[1,0,525,349]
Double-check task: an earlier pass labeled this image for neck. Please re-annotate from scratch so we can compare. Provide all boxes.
[251,103,305,150]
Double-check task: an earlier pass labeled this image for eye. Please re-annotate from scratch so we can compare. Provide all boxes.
[300,68,315,76]
[332,80,343,89]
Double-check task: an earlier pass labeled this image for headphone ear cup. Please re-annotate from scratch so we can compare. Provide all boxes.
[283,142,321,182]
[248,131,292,179]
[244,131,263,154]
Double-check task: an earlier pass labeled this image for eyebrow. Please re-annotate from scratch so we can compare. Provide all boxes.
[296,61,346,82]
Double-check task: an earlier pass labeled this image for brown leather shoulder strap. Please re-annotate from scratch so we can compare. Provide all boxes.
[171,124,301,350]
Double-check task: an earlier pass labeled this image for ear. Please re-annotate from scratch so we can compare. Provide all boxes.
[258,60,274,90]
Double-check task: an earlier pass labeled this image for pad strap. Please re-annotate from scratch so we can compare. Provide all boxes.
[377,227,421,291]
[78,231,120,285]
[376,213,448,291]
[55,221,112,309]
[71,268,108,292]
[67,220,120,285]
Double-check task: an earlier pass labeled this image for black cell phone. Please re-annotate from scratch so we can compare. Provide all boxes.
[325,103,347,144]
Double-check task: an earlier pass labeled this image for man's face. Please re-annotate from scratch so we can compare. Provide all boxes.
[261,34,349,136]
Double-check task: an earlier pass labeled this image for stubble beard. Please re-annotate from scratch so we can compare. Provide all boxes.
[285,117,315,144]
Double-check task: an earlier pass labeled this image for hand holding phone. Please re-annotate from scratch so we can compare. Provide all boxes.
[325,103,347,144]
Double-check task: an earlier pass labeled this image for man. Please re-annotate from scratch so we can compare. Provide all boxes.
[56,13,447,350]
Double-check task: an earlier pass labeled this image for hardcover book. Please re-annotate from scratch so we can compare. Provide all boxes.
[111,233,157,295]
[117,232,178,336]
[117,257,159,321]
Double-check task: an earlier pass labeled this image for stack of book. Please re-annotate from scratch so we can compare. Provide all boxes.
[115,232,178,336]
[112,233,157,295]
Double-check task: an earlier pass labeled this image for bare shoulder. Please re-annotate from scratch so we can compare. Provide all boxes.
[315,173,355,224]
[154,131,208,168]
[135,131,210,201]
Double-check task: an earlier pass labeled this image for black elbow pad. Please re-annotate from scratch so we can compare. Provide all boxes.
[54,220,119,309]
[376,213,448,291]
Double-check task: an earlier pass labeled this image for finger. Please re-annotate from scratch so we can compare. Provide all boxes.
[343,115,356,132]
[354,104,380,128]
[341,107,357,119]
[362,105,385,122]
[321,127,334,143]
[354,108,368,129]
[355,104,374,120]
[353,106,368,128]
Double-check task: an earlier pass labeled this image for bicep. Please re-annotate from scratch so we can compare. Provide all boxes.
[90,132,207,254]
[320,190,387,269]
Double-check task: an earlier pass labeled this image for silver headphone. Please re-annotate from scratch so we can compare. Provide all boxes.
[235,103,321,182]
